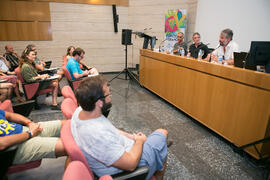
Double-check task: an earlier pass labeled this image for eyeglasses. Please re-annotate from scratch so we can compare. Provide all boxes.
[177,36,183,38]
[102,93,112,98]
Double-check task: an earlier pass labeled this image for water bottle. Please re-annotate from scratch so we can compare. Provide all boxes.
[218,55,223,64]
[198,49,202,60]
[180,49,185,57]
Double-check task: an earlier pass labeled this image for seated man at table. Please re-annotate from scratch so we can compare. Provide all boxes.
[66,48,98,80]
[0,110,67,164]
[188,32,209,59]
[71,75,168,180]
[209,28,239,65]
[172,32,187,55]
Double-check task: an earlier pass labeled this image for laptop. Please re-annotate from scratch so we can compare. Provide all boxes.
[234,52,257,70]
[45,61,52,69]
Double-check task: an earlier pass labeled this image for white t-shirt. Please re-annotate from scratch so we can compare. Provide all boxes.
[71,107,134,177]
[0,59,9,72]
[212,41,239,60]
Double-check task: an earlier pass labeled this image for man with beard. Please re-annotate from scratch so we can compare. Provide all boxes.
[210,28,239,65]
[71,75,168,180]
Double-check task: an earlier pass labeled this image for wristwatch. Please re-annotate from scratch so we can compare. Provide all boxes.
[26,130,33,139]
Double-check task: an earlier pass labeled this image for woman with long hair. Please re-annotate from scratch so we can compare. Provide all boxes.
[20,48,60,110]
[62,46,75,67]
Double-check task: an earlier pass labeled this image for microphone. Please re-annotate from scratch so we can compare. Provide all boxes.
[209,44,221,62]
[159,39,167,52]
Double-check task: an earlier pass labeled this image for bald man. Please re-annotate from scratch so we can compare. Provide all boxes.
[3,45,19,71]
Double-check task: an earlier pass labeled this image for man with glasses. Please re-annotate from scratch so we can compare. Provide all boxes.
[173,32,187,55]
[71,75,169,180]
[66,48,98,80]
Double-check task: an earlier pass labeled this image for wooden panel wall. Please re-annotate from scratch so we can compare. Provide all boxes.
[37,0,129,6]
[0,1,52,40]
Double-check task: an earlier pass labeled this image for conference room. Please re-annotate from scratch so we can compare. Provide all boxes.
[0,0,269,179]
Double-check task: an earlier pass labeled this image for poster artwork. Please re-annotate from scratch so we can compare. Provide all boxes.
[163,9,187,52]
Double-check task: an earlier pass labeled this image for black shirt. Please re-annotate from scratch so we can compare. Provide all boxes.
[3,53,19,71]
[189,43,209,59]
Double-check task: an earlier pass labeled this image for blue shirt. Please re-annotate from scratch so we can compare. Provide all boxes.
[66,57,83,80]
[0,110,23,136]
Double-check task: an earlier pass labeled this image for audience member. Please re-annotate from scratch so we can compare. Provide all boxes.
[20,48,60,110]
[63,46,75,67]
[26,44,46,71]
[0,56,24,102]
[0,110,67,164]
[66,48,98,80]
[3,45,19,71]
[188,32,210,59]
[172,32,187,55]
[71,76,168,180]
[209,28,239,65]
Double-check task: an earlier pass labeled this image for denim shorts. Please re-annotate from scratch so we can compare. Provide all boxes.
[138,131,168,180]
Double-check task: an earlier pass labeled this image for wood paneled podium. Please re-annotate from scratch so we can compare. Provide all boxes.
[139,49,270,159]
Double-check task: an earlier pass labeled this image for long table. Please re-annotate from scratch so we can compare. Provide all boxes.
[139,49,270,159]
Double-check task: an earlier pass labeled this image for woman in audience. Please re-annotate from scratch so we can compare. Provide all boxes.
[20,48,60,110]
[62,46,75,67]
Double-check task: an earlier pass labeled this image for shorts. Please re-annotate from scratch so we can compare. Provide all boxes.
[13,120,61,164]
[138,131,168,180]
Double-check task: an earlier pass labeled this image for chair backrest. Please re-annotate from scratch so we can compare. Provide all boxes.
[0,100,13,113]
[61,98,77,120]
[14,67,24,83]
[63,161,93,180]
[61,120,94,178]
[61,86,77,104]
[62,66,72,81]
[62,55,68,67]
[63,161,113,180]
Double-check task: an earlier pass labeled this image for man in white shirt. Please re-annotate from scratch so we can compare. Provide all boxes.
[71,75,168,180]
[210,29,239,65]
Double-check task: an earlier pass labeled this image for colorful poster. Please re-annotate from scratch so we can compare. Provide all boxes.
[162,9,187,52]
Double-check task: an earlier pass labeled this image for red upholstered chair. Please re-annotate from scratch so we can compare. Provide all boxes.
[61,98,77,120]
[61,85,77,105]
[0,99,13,113]
[61,121,151,180]
[63,161,113,180]
[62,66,82,90]
[15,67,54,102]
[0,100,41,178]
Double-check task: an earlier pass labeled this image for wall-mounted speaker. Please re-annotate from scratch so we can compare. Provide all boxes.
[122,29,132,45]
[112,5,119,33]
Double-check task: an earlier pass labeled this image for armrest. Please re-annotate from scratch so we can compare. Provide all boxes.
[0,144,18,178]
[112,166,149,180]
[13,100,35,117]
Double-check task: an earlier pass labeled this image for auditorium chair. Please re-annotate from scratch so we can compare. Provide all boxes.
[0,100,41,179]
[62,66,82,90]
[61,85,77,105]
[61,98,77,120]
[15,67,54,108]
[61,120,152,180]
[63,161,113,180]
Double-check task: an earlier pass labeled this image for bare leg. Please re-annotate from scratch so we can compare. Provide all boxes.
[51,80,59,106]
[54,138,67,157]
[14,81,24,102]
[0,88,9,102]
